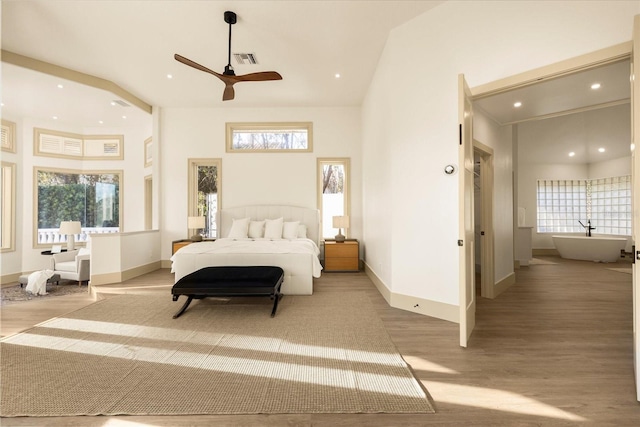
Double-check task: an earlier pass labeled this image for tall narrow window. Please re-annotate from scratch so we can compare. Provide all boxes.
[1,162,16,252]
[188,159,221,238]
[317,158,350,239]
[34,167,122,247]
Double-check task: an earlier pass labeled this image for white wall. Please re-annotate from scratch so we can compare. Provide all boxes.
[159,107,362,262]
[5,114,151,277]
[362,0,639,317]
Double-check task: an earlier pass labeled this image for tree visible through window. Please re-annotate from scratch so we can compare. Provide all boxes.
[189,159,221,238]
[318,158,350,239]
[226,122,312,152]
[35,168,121,245]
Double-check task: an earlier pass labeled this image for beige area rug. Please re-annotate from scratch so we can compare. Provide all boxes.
[0,292,434,417]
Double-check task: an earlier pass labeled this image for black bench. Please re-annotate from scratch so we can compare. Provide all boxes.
[171,266,285,319]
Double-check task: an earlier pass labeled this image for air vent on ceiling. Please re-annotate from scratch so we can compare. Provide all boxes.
[233,53,258,65]
[112,99,131,107]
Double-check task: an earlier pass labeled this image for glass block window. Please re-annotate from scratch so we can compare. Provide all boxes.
[536,176,631,236]
[536,180,587,233]
[590,176,631,235]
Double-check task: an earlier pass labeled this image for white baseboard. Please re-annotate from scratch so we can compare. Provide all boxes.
[1,272,21,285]
[494,272,515,298]
[364,262,458,324]
[90,261,162,286]
[161,260,172,269]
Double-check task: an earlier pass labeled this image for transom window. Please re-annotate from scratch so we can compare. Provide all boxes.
[536,176,630,236]
[35,168,122,247]
[226,122,313,152]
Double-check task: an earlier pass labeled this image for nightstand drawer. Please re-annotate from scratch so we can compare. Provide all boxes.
[325,243,358,258]
[325,257,359,271]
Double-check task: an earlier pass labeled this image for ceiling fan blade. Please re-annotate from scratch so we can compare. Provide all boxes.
[174,54,224,79]
[234,71,283,82]
[222,84,235,101]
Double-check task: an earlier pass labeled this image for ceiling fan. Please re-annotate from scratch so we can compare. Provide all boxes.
[174,11,282,101]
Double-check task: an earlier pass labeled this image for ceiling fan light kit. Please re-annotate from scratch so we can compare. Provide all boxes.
[175,10,282,101]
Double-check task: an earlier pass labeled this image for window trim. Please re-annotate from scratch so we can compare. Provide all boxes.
[317,157,351,240]
[1,162,16,252]
[225,122,313,153]
[188,158,222,238]
[1,119,17,153]
[34,128,124,160]
[33,166,124,248]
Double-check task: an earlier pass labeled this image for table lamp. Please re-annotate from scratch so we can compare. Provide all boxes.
[332,215,349,243]
[188,216,206,241]
[59,221,82,251]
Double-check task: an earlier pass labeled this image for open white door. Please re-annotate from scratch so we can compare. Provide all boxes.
[459,74,475,347]
[632,14,640,402]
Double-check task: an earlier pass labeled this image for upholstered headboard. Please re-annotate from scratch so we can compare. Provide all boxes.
[220,205,320,245]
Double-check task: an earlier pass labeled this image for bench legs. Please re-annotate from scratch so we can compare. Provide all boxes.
[270,293,281,317]
[173,296,194,319]
[173,293,282,318]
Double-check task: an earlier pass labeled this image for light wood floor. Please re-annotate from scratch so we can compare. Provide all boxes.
[2,257,639,426]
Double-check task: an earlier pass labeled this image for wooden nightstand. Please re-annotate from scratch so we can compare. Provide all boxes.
[172,239,193,254]
[324,240,359,272]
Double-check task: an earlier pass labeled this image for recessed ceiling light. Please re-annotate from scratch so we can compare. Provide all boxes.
[122,115,127,119]
[591,83,601,90]
[513,102,522,108]
[0,102,4,107]
[598,147,605,153]
[167,74,173,79]
[57,84,64,89]
[98,120,104,124]
[110,101,117,106]
[569,152,575,157]
[335,73,341,79]
[52,116,58,120]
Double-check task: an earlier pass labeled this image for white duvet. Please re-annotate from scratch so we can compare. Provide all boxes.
[170,238,323,277]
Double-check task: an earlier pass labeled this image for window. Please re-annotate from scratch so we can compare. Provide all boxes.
[536,176,630,235]
[188,158,221,238]
[1,120,16,153]
[317,158,350,239]
[226,122,313,152]
[1,162,16,252]
[35,168,122,247]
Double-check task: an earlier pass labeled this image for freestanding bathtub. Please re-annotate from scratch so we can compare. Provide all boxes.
[551,235,628,262]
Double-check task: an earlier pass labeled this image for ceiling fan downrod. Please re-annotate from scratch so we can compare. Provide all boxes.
[224,11,236,76]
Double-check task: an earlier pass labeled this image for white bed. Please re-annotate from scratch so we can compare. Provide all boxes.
[171,205,322,295]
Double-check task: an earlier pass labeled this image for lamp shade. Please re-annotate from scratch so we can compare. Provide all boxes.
[59,221,81,235]
[332,216,350,229]
[187,216,206,229]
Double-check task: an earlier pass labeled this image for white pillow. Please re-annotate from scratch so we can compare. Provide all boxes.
[283,221,300,239]
[227,217,250,239]
[264,217,284,239]
[297,224,307,238]
[248,220,265,238]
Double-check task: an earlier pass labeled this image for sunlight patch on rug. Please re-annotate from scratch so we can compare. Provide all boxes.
[1,292,435,417]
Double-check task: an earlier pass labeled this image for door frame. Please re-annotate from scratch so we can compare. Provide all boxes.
[473,140,495,299]
[464,39,636,398]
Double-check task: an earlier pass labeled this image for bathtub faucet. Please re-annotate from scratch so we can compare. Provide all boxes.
[578,220,596,237]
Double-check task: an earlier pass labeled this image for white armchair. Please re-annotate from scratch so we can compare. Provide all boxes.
[50,249,90,285]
